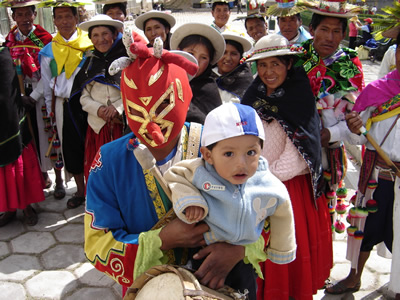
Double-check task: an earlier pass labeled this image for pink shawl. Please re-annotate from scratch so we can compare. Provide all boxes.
[353,70,400,112]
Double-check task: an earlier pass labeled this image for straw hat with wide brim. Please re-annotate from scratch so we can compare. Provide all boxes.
[0,0,41,7]
[301,0,361,19]
[349,16,358,22]
[246,34,302,62]
[92,0,126,4]
[79,14,123,32]
[267,0,307,17]
[38,1,89,8]
[170,23,225,65]
[222,32,252,54]
[383,25,400,39]
[135,10,176,31]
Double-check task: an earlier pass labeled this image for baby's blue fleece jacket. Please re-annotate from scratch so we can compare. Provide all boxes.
[164,156,297,265]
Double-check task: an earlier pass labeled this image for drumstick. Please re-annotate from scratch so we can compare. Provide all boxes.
[134,144,176,229]
[45,131,57,157]
[15,59,25,95]
[360,126,400,177]
[133,143,172,199]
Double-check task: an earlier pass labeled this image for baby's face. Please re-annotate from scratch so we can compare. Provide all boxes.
[202,135,262,185]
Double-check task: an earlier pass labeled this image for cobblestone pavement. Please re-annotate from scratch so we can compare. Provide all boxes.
[0,9,395,300]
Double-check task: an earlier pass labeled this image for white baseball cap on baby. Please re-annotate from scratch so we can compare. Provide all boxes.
[201,103,265,147]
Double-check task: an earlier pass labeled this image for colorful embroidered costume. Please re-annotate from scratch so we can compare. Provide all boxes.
[346,70,400,296]
[85,42,266,299]
[295,39,364,238]
[85,126,196,286]
[5,24,52,78]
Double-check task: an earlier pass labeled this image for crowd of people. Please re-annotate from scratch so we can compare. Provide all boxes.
[1,0,399,299]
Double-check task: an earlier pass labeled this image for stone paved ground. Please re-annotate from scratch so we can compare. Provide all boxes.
[0,9,395,300]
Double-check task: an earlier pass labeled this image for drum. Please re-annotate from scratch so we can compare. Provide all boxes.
[123,265,248,300]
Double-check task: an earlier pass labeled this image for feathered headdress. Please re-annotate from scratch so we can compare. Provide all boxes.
[298,0,361,18]
[0,0,40,7]
[267,0,307,17]
[38,0,89,8]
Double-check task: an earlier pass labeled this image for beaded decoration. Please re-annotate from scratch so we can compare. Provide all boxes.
[240,45,306,64]
[41,105,63,171]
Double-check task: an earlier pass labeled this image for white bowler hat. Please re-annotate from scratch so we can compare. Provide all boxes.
[246,34,302,62]
[201,103,265,147]
[170,23,225,65]
[222,32,252,54]
[135,10,176,31]
[79,14,123,32]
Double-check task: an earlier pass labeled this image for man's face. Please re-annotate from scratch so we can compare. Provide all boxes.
[278,15,301,41]
[246,18,267,42]
[12,6,36,36]
[53,7,78,40]
[309,17,345,58]
[212,4,231,28]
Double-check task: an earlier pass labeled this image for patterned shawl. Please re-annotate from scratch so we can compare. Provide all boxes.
[4,24,52,78]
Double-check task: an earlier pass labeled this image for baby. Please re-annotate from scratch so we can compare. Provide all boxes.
[164,103,296,263]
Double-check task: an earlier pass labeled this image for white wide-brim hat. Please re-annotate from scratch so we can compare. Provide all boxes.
[170,23,226,65]
[79,14,123,32]
[222,32,252,54]
[1,0,41,8]
[135,10,176,31]
[246,34,302,62]
[305,0,361,18]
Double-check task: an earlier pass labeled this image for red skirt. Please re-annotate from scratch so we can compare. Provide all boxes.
[84,122,123,181]
[0,142,45,211]
[257,174,333,300]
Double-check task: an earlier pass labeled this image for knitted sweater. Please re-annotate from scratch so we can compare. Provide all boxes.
[262,120,308,182]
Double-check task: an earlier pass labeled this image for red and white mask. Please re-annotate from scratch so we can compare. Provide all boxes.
[121,41,198,148]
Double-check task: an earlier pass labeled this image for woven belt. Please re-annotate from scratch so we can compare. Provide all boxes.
[376,155,400,182]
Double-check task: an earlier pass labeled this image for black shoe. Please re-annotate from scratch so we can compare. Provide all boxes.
[0,211,16,227]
